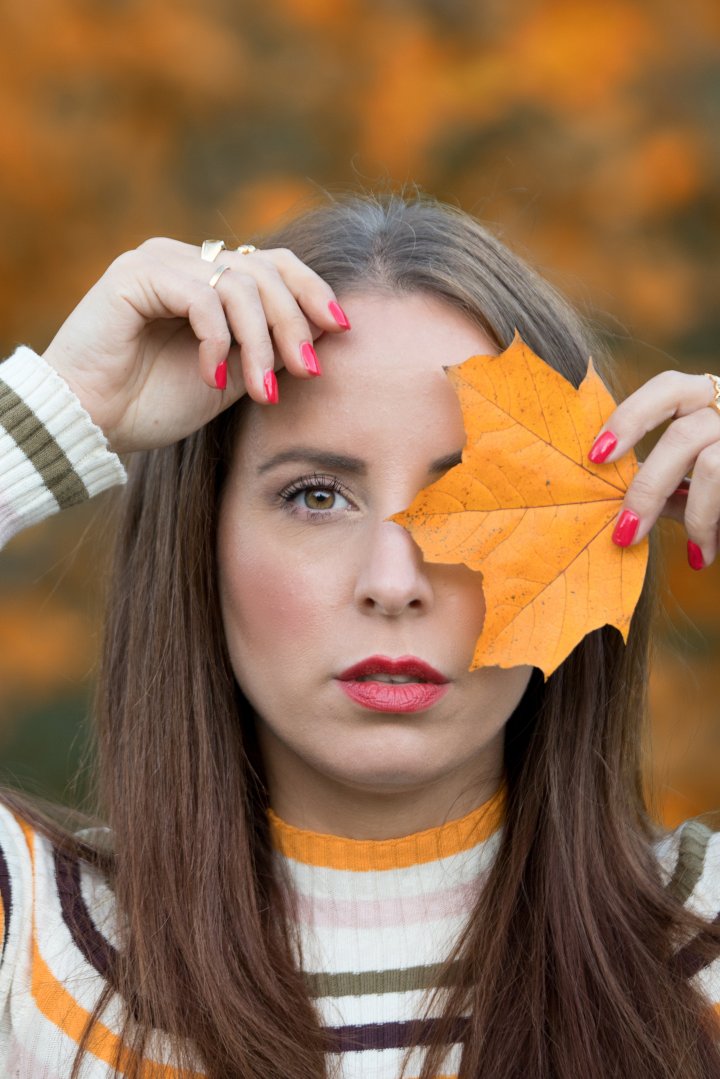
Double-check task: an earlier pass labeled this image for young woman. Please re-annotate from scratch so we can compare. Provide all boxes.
[1,191,720,1079]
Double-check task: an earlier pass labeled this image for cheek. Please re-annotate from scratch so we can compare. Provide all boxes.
[438,565,487,637]
[217,513,344,666]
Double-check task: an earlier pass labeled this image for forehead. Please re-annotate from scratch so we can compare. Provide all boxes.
[235,292,498,465]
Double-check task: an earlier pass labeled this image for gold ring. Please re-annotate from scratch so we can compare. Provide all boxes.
[236,244,257,255]
[208,264,230,288]
[201,239,226,262]
[703,373,720,416]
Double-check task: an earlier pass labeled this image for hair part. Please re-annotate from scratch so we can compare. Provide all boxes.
[4,189,720,1078]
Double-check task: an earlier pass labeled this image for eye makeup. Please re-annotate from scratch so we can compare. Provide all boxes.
[276,473,356,522]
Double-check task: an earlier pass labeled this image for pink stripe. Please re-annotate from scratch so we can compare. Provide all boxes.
[5,1035,65,1079]
[296,877,484,928]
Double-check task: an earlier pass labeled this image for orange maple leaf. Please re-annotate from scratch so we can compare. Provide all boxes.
[390,333,649,680]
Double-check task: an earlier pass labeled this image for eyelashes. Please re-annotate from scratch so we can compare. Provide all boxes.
[277,473,355,520]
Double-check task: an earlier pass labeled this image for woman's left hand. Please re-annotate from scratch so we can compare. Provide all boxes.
[587,370,720,570]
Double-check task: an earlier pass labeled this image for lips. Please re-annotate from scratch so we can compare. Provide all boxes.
[336,655,450,714]
[337,655,449,684]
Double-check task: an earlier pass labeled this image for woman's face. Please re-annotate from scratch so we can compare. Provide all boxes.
[217,292,533,838]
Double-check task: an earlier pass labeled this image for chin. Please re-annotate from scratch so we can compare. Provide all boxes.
[325,754,448,792]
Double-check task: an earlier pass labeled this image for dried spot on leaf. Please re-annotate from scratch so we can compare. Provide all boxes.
[390,333,649,680]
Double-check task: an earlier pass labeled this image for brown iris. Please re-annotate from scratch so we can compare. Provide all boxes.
[304,489,335,510]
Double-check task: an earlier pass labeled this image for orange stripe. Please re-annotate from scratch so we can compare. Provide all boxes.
[12,818,466,1075]
[31,933,178,1076]
[268,785,506,870]
[15,814,34,852]
[16,815,204,1078]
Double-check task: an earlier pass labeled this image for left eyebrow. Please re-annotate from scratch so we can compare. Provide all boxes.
[256,447,463,476]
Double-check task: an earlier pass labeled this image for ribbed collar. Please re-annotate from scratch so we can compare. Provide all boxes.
[267,784,505,871]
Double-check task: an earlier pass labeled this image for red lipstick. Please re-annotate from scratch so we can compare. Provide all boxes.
[336,655,450,714]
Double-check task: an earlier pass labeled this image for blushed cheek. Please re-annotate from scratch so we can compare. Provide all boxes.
[442,565,487,642]
[217,528,339,679]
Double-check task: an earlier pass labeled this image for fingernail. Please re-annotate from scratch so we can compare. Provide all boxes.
[214,360,227,390]
[687,540,705,570]
[612,509,640,546]
[672,482,690,497]
[588,430,617,463]
[328,300,351,330]
[263,369,279,404]
[301,341,322,376]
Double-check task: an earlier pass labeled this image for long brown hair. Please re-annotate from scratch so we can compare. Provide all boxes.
[4,190,720,1078]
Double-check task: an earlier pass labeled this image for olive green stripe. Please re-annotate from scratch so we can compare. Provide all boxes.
[0,378,88,510]
[666,820,711,905]
[304,959,466,999]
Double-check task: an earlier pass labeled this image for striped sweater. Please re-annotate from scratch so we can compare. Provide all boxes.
[2,345,720,1077]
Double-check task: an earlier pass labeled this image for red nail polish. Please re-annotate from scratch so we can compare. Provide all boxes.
[214,360,227,390]
[263,369,279,404]
[328,300,351,330]
[687,540,705,570]
[301,341,322,376]
[588,430,617,463]
[612,509,639,546]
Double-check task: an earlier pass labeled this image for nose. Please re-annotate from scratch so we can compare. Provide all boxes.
[353,519,433,617]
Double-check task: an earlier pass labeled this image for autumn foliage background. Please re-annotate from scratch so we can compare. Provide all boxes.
[1,0,719,827]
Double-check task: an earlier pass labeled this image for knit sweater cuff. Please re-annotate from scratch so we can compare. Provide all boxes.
[0,346,127,547]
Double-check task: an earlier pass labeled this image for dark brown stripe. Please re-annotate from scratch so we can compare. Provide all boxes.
[323,1014,468,1054]
[0,841,11,955]
[666,820,711,905]
[305,959,465,999]
[673,911,720,980]
[0,377,88,509]
[53,845,118,987]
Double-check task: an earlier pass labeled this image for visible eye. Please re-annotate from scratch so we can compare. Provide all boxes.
[300,487,346,511]
[278,473,355,520]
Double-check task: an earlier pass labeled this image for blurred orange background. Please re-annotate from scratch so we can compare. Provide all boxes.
[0,0,719,827]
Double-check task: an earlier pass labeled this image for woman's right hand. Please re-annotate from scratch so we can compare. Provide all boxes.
[42,238,350,455]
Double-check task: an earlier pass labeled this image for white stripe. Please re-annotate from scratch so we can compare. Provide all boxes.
[655,824,720,1007]
[0,496,22,549]
[652,830,680,888]
[315,986,455,1028]
[694,957,720,1008]
[4,1036,66,1079]
[298,911,469,975]
[8,981,124,1079]
[0,819,112,1077]
[685,828,720,1006]
[276,830,501,901]
[0,431,60,543]
[29,830,125,1024]
[0,347,126,497]
[0,808,33,1031]
[328,1039,461,1079]
[681,827,720,920]
[79,860,122,951]
[14,829,198,1073]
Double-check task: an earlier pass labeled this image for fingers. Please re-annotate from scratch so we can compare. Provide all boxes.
[268,247,351,332]
[213,271,278,400]
[586,370,720,568]
[142,240,350,403]
[216,248,346,396]
[588,370,717,462]
[683,446,720,567]
[125,259,235,390]
[220,263,323,387]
